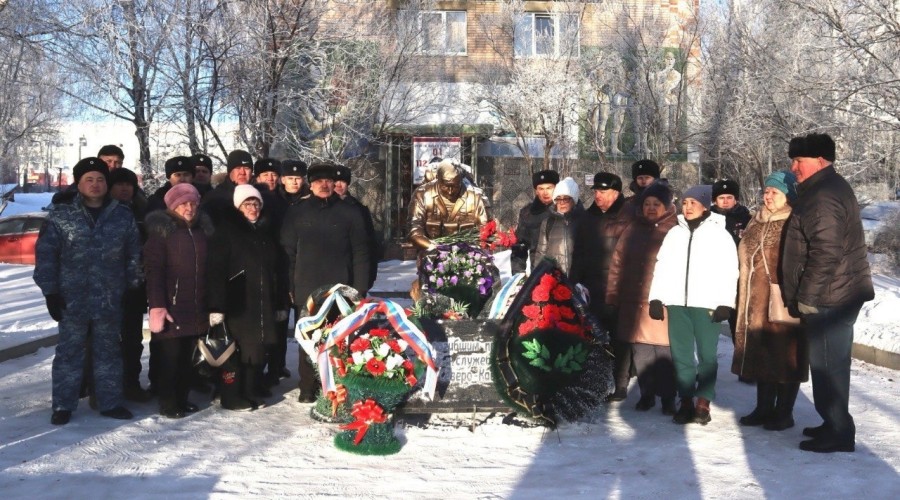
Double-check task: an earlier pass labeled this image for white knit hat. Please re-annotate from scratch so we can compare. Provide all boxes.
[552,177,580,201]
[233,184,263,209]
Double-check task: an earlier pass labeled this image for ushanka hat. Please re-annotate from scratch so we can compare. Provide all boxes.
[307,162,336,182]
[334,164,351,184]
[226,150,253,172]
[192,153,213,169]
[591,172,622,191]
[788,133,836,162]
[631,159,661,180]
[254,158,281,176]
[108,167,138,189]
[532,170,560,188]
[165,156,195,178]
[712,179,740,200]
[73,157,109,184]
[281,159,308,177]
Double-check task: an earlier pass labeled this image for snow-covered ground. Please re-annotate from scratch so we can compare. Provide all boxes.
[0,329,898,498]
[1,255,899,498]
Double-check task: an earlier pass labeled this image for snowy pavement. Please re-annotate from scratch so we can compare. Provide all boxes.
[0,336,898,498]
[1,249,899,498]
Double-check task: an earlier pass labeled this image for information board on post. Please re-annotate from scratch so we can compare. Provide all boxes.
[412,137,461,186]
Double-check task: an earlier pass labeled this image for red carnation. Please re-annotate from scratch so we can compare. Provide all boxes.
[539,274,558,290]
[402,359,414,371]
[350,337,371,352]
[518,320,539,335]
[557,321,584,336]
[369,328,390,338]
[531,286,550,302]
[559,305,576,320]
[387,339,402,353]
[523,304,542,320]
[552,284,572,301]
[365,358,387,376]
[542,304,562,322]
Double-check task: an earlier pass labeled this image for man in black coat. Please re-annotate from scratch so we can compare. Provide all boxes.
[280,163,370,401]
[147,156,195,213]
[710,179,751,245]
[334,164,380,289]
[202,149,254,224]
[511,170,559,273]
[570,172,633,402]
[710,179,753,366]
[782,133,874,453]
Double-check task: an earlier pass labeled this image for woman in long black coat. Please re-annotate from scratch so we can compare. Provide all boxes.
[144,183,213,418]
[207,185,287,411]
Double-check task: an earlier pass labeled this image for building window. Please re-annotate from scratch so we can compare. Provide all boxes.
[420,11,467,55]
[514,13,579,58]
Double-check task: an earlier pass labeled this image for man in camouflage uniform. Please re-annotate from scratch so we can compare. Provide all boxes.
[34,157,143,425]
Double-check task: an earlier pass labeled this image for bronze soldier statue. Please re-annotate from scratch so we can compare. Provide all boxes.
[408,160,490,250]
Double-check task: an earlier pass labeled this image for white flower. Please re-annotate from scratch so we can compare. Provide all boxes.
[397,339,409,351]
[363,350,374,361]
[351,352,365,365]
[312,330,323,343]
[376,342,392,358]
[385,353,405,370]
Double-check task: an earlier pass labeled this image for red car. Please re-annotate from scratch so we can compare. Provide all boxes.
[0,212,47,265]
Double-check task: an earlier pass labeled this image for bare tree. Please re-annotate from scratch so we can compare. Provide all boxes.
[40,0,175,178]
[0,0,66,184]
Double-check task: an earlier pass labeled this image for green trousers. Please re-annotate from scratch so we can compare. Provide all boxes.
[667,305,720,401]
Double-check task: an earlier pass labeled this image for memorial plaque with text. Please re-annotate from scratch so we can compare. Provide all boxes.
[402,319,509,413]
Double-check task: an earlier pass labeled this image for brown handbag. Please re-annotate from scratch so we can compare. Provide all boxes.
[760,228,801,325]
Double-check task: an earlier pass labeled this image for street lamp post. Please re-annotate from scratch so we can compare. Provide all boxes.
[78,136,87,160]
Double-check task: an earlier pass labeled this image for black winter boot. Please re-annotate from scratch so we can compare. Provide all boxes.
[739,382,777,426]
[672,398,694,424]
[764,383,800,431]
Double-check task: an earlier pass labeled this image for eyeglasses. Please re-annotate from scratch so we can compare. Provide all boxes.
[240,201,261,209]
[554,197,574,204]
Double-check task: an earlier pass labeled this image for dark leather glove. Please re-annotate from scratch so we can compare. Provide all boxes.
[45,294,66,322]
[787,303,801,318]
[648,300,665,321]
[712,306,733,323]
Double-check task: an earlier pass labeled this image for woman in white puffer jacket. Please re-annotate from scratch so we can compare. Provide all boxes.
[648,184,738,426]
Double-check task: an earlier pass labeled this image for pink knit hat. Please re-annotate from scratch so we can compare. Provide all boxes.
[164,183,200,210]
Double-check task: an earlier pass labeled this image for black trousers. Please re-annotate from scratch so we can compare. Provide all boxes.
[804,303,861,443]
[266,318,289,376]
[155,336,195,409]
[632,343,676,400]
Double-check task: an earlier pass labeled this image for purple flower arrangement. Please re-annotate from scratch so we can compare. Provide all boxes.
[420,243,496,297]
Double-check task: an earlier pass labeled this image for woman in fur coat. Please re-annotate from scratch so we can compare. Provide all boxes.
[144,183,213,418]
[606,182,678,415]
[732,171,808,430]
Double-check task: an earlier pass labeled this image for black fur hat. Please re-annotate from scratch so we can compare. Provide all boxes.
[73,157,109,184]
[712,179,739,200]
[226,150,253,172]
[282,159,308,177]
[254,158,282,176]
[334,165,351,184]
[532,170,560,188]
[165,156,195,178]
[788,133,835,162]
[631,159,661,180]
